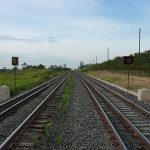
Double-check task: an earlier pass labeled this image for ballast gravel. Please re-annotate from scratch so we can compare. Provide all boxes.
[91,76,150,111]
[38,75,115,150]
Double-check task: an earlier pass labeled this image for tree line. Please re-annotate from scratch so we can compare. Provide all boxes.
[81,50,150,73]
[0,63,71,72]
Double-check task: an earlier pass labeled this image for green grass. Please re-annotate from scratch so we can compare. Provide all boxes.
[88,71,124,83]
[55,76,74,144]
[58,76,74,119]
[87,70,150,92]
[102,76,122,82]
[0,69,63,96]
[56,131,63,144]
[44,121,53,141]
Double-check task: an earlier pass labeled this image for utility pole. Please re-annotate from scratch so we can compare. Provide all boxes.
[139,28,141,54]
[107,48,109,61]
[96,56,97,64]
[138,28,141,76]
[107,48,110,70]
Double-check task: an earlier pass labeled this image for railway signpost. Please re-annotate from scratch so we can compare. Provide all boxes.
[124,56,134,90]
[12,57,19,89]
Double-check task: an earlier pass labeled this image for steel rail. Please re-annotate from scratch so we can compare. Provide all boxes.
[83,74,150,117]
[80,77,127,150]
[81,76,150,150]
[0,75,63,112]
[0,76,67,150]
[0,76,64,120]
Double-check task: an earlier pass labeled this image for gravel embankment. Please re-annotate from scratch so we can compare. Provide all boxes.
[0,78,64,145]
[38,75,115,150]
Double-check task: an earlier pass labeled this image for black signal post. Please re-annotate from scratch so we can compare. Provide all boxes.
[124,56,134,90]
[12,57,19,90]
[138,28,141,76]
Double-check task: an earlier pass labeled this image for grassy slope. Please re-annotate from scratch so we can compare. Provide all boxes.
[87,70,150,92]
[0,69,63,96]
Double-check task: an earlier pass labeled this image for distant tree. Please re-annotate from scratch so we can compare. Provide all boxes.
[81,50,150,73]
[37,64,45,69]
[49,64,71,71]
[1,67,7,72]
[32,65,38,69]
[63,64,66,68]
[21,63,46,70]
[21,62,27,70]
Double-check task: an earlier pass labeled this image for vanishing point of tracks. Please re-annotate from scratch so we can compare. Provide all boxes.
[80,74,150,150]
[0,75,67,150]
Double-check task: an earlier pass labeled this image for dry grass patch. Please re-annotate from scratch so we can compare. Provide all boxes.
[87,70,150,92]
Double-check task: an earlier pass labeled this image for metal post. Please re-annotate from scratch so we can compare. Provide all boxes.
[138,28,141,76]
[107,48,110,70]
[107,48,109,61]
[96,56,97,64]
[139,28,141,54]
[127,65,130,90]
[14,66,16,90]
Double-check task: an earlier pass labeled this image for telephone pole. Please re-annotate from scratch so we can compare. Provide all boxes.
[107,48,110,70]
[107,48,109,61]
[93,59,94,64]
[96,56,97,64]
[138,28,141,76]
[139,28,141,54]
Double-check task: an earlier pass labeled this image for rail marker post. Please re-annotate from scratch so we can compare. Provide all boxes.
[12,57,19,90]
[124,56,134,91]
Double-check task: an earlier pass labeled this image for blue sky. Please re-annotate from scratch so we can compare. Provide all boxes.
[0,0,150,69]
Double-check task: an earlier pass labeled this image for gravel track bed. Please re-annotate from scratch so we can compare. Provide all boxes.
[89,75,150,111]
[91,86,139,150]
[0,78,64,145]
[37,75,115,150]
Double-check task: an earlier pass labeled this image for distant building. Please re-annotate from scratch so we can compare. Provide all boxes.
[80,61,84,69]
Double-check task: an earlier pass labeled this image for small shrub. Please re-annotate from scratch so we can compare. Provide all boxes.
[56,131,63,144]
[44,121,53,140]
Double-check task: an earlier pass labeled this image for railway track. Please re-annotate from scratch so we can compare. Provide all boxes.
[0,75,64,120]
[0,75,67,150]
[88,75,150,112]
[0,73,149,149]
[80,74,150,150]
